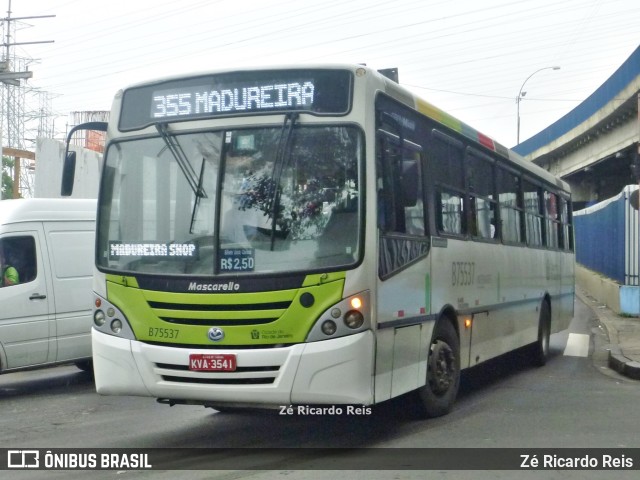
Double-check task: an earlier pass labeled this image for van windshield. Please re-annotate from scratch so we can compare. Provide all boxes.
[96,125,363,276]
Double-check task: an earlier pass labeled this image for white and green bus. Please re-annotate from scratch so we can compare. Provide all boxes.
[63,64,574,417]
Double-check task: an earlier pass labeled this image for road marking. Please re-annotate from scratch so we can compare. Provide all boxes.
[563,333,590,357]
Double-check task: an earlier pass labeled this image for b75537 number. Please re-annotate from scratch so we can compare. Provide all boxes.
[452,261,475,286]
[148,327,179,339]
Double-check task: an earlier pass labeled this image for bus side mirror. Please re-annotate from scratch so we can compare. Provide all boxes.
[61,151,77,196]
[400,160,419,207]
[60,120,108,197]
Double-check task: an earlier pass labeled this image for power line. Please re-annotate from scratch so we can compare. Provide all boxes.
[15,0,639,148]
[1,0,56,198]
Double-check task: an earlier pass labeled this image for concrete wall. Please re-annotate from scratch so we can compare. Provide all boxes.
[34,138,101,199]
[574,263,640,315]
[576,264,621,313]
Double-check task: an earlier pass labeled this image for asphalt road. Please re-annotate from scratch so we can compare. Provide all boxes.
[1,296,639,479]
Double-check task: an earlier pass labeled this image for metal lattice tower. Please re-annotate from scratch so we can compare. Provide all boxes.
[68,110,110,152]
[1,0,55,198]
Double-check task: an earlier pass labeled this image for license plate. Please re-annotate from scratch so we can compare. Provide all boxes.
[189,353,237,372]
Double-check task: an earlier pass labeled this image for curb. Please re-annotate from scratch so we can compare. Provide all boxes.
[608,346,640,380]
[576,289,640,380]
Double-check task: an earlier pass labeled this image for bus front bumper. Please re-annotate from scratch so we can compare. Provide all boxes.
[92,328,375,407]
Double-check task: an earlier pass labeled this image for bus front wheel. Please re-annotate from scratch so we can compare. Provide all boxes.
[417,319,461,418]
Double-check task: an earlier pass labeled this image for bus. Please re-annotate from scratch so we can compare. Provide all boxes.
[62,64,574,417]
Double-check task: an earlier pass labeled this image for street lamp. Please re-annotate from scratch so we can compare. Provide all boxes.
[516,66,560,144]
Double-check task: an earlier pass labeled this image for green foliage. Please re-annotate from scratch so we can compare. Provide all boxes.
[1,156,15,199]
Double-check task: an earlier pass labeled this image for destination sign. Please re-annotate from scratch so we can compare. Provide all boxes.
[108,242,197,260]
[119,69,352,131]
[152,82,315,119]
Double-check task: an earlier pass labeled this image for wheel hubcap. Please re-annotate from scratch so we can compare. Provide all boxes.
[428,340,456,396]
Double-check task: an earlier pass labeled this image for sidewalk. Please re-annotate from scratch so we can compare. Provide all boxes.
[576,288,640,380]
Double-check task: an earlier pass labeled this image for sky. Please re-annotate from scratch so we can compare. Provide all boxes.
[8,0,640,149]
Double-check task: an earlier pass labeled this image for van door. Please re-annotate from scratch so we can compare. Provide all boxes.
[0,228,54,370]
[44,221,94,362]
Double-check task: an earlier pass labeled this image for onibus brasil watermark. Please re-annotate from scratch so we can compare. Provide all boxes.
[6,450,151,470]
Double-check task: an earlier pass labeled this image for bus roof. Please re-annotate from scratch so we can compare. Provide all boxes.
[0,198,96,226]
[375,69,570,193]
[117,63,570,193]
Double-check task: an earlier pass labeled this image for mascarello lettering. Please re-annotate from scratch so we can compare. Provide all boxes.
[188,281,240,292]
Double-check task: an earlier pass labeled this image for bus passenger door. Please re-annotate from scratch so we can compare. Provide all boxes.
[374,126,431,401]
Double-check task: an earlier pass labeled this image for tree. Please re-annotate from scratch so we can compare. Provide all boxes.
[2,156,16,199]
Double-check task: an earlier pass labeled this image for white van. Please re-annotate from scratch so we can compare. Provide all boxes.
[0,198,96,374]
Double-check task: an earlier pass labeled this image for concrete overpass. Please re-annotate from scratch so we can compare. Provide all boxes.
[513,45,640,210]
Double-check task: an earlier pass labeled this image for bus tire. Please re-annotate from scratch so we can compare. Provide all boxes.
[531,300,551,367]
[416,319,461,418]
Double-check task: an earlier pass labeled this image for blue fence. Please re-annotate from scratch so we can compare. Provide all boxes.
[574,186,639,285]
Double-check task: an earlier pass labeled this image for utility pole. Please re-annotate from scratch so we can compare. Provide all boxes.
[0,0,54,199]
[1,0,54,80]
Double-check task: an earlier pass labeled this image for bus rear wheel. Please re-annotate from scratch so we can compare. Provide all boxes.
[530,300,551,367]
[416,319,460,418]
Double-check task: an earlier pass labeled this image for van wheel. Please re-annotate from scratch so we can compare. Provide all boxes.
[416,320,460,418]
[531,300,551,367]
[74,360,93,372]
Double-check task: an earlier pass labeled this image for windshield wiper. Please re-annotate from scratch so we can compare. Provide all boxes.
[269,112,298,250]
[156,123,208,234]
[189,157,207,233]
[156,123,207,200]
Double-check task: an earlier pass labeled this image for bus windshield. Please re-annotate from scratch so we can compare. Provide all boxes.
[97,125,363,276]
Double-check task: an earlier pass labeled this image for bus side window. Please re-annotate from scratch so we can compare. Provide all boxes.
[497,167,524,244]
[431,129,465,237]
[376,139,425,236]
[559,196,573,251]
[466,149,497,240]
[402,156,425,235]
[436,190,464,235]
[375,122,429,280]
[523,179,543,247]
[545,191,560,249]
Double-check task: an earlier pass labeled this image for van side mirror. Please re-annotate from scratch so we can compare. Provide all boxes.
[400,160,419,207]
[61,151,77,197]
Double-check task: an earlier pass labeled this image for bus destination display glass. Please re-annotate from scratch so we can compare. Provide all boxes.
[119,69,353,131]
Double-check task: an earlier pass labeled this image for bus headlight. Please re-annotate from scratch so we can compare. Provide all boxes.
[111,319,123,334]
[306,290,370,342]
[321,320,337,335]
[94,310,106,327]
[344,310,364,329]
[93,294,136,340]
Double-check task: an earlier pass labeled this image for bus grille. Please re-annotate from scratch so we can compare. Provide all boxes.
[147,300,292,326]
[154,362,280,385]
